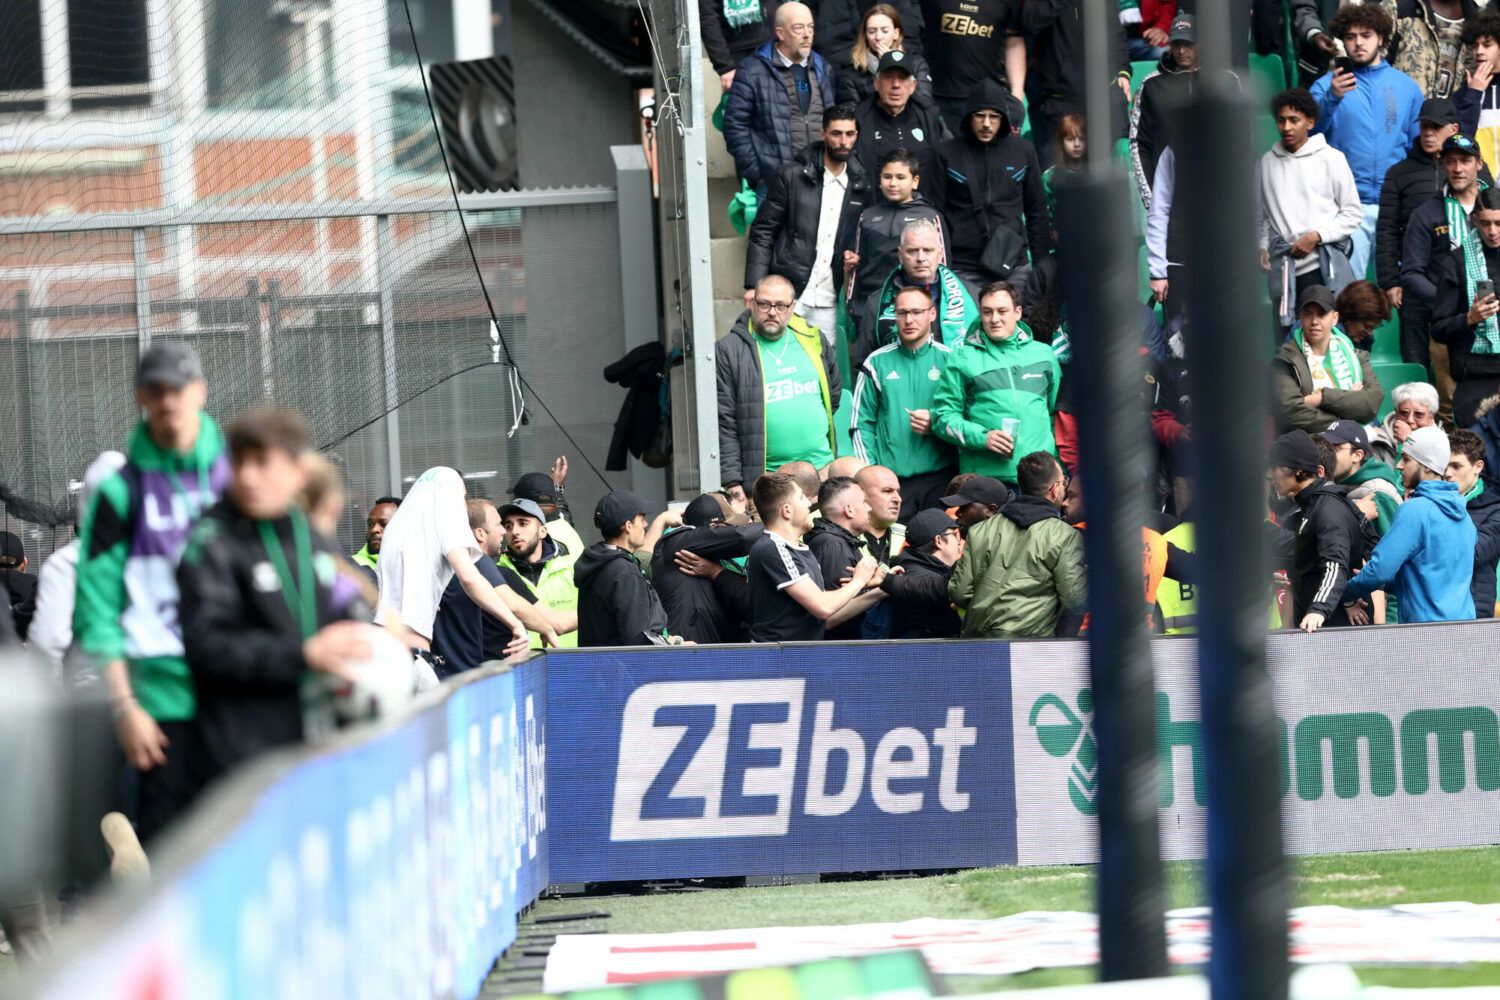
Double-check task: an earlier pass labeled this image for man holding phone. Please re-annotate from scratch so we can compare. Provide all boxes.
[1311,4,1424,280]
[1432,186,1500,424]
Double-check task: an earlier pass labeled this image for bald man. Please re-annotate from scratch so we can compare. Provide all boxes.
[719,275,843,487]
[825,455,868,480]
[722,1,837,198]
[777,461,824,504]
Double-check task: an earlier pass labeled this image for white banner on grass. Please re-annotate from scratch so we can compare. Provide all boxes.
[1010,625,1500,866]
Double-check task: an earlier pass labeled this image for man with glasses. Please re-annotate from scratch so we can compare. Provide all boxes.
[718,273,843,489]
[724,2,837,200]
[852,286,958,517]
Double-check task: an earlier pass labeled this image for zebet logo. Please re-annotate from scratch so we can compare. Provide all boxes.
[610,680,977,841]
[1031,689,1500,815]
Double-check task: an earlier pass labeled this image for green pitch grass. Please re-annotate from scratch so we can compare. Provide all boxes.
[511,847,1500,994]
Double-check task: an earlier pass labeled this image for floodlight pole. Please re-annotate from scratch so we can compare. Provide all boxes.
[1055,0,1167,981]
[1180,0,1290,997]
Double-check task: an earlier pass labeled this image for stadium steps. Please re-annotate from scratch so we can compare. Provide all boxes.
[705,58,751,341]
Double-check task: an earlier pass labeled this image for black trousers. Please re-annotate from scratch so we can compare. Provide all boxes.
[898,466,960,521]
[133,720,202,848]
[1454,375,1500,427]
[1400,302,1432,369]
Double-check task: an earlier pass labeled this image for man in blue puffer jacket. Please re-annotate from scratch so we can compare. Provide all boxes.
[1310,3,1422,280]
[723,2,839,197]
[1343,425,1477,622]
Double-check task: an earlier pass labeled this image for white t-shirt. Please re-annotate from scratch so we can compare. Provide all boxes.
[374,466,481,640]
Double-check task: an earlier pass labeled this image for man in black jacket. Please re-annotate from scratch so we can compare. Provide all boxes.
[744,105,869,340]
[880,508,964,637]
[1432,186,1500,425]
[930,79,1048,292]
[575,491,679,647]
[1021,0,1132,159]
[804,475,885,639]
[1445,429,1500,617]
[854,51,949,182]
[177,408,375,785]
[650,493,758,644]
[1403,132,1484,412]
[702,0,778,93]
[1268,429,1368,632]
[1128,14,1200,210]
[1380,100,1483,366]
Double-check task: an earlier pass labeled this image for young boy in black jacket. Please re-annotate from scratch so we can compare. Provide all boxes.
[178,407,374,785]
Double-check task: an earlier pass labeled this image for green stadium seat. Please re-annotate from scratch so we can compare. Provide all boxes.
[1374,362,1428,420]
[1248,53,1288,97]
[1131,60,1157,96]
[1369,311,1403,365]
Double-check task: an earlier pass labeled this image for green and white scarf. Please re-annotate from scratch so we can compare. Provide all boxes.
[724,0,762,29]
[1294,327,1361,389]
[1118,0,1142,24]
[1451,192,1500,355]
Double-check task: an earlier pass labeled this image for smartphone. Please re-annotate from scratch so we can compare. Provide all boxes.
[1478,279,1495,302]
[1335,56,1355,76]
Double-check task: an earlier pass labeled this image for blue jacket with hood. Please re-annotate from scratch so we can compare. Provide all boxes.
[1343,479,1477,622]
[1310,60,1423,204]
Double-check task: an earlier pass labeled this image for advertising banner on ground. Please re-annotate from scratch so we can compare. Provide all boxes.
[545,643,1018,882]
[1011,625,1500,865]
[28,656,548,1000]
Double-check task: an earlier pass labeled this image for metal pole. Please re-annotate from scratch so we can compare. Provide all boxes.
[1181,0,1289,996]
[132,227,151,353]
[1055,0,1167,981]
[376,214,404,496]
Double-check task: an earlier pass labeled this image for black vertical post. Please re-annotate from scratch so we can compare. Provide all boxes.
[1053,0,1167,981]
[14,290,39,501]
[1180,0,1290,996]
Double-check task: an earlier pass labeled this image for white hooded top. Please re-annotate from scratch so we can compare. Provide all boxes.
[374,466,481,641]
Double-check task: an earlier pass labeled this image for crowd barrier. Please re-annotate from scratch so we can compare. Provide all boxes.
[23,655,547,1000]
[20,624,1500,997]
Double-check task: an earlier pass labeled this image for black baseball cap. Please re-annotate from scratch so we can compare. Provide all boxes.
[684,492,751,528]
[595,490,651,536]
[512,472,561,505]
[876,50,915,76]
[1420,98,1459,127]
[906,509,958,549]
[0,531,23,564]
[1321,420,1370,452]
[136,342,204,388]
[1269,429,1322,473]
[1296,285,1338,314]
[1168,12,1195,43]
[1443,133,1481,159]
[941,476,1011,508]
[498,497,547,523]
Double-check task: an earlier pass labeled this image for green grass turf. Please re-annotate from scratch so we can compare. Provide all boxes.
[516,847,1500,993]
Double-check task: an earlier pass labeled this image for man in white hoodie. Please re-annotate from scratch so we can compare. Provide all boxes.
[1259,87,1364,333]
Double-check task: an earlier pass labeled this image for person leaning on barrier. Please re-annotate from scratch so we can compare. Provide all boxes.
[498,497,580,649]
[651,493,759,645]
[1267,429,1371,633]
[1446,428,1500,618]
[880,508,964,638]
[177,408,377,785]
[948,451,1085,640]
[1344,425,1478,622]
[805,475,884,640]
[746,472,885,643]
[74,343,230,845]
[575,491,682,647]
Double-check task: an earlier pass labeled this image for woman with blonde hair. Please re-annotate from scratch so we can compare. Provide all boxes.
[835,4,934,107]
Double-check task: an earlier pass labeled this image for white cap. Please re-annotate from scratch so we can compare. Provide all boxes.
[1403,425,1450,476]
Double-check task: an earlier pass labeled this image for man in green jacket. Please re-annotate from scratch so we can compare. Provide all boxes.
[931,281,1062,486]
[948,451,1086,638]
[856,218,978,368]
[74,343,230,843]
[852,286,959,516]
[1323,419,1402,535]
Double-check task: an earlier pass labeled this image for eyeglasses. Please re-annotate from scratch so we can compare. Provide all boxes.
[754,300,794,312]
[894,308,931,318]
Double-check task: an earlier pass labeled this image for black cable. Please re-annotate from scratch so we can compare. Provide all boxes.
[397,0,615,490]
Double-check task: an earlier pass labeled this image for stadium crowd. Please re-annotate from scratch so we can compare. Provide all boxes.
[10,0,1500,955]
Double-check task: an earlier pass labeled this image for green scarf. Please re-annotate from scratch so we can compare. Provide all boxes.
[724,0,762,29]
[1294,327,1361,390]
[1118,0,1142,22]
[1452,192,1500,355]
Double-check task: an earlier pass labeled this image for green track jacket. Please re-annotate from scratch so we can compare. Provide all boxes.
[850,336,957,476]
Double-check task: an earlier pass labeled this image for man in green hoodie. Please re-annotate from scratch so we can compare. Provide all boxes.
[75,343,230,843]
[931,280,1061,486]
[852,286,959,516]
[1323,419,1403,535]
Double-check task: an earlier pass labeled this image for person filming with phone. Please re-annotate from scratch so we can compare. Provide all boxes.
[1433,186,1500,425]
[1310,4,1423,281]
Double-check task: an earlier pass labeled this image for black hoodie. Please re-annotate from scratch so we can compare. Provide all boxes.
[805,518,869,640]
[930,79,1049,276]
[880,547,961,638]
[1269,479,1367,624]
[1467,484,1500,618]
[573,542,670,647]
